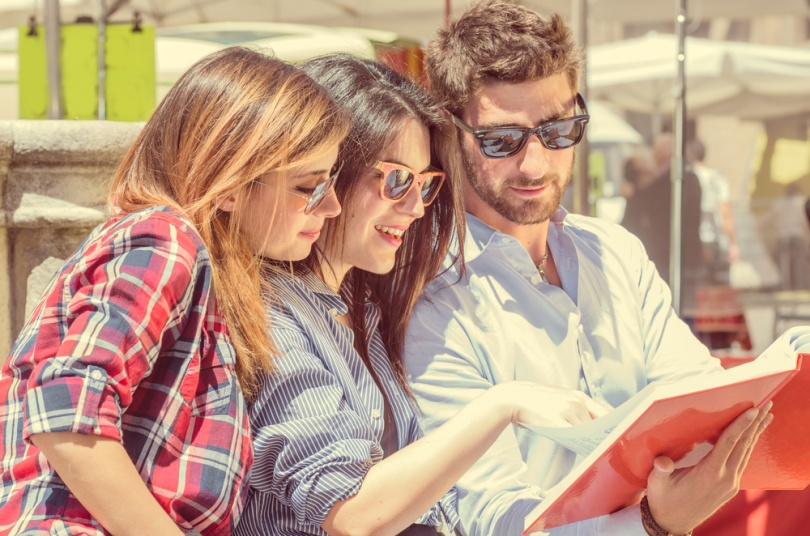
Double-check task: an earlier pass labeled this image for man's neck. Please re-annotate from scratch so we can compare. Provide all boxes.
[468,205,551,266]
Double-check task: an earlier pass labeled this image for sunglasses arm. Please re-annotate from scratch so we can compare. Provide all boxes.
[450,113,477,135]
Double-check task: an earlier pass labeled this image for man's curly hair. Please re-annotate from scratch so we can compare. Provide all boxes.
[425,0,583,114]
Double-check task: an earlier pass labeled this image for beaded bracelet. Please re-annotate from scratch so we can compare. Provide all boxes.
[640,496,693,536]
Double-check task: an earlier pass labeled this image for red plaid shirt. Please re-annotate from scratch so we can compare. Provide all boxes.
[0,207,252,535]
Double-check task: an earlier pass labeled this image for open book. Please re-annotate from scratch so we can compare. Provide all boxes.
[523,326,810,534]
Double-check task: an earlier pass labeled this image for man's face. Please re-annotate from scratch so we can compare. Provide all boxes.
[458,73,577,228]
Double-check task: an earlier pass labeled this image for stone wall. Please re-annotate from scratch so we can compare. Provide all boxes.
[0,121,142,356]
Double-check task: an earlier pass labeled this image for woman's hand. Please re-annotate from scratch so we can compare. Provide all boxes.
[492,381,612,428]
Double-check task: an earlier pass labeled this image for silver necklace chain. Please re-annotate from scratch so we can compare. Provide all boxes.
[535,246,550,282]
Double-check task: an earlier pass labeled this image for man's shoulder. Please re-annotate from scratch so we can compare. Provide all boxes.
[420,265,472,309]
[562,211,638,244]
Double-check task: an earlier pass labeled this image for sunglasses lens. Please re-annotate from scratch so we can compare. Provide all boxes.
[420,174,445,204]
[481,129,526,158]
[541,118,585,150]
[304,177,332,214]
[383,168,415,200]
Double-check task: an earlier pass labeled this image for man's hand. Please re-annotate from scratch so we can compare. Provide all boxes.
[645,401,773,535]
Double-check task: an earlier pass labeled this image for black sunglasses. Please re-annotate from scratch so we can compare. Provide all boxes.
[450,93,589,159]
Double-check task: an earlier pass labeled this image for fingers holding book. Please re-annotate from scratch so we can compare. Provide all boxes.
[644,401,774,535]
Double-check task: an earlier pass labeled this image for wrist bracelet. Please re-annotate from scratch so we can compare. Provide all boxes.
[640,496,693,536]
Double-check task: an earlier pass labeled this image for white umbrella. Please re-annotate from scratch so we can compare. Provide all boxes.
[0,0,599,42]
[589,0,808,24]
[0,0,448,40]
[586,100,642,144]
[588,32,810,121]
[155,22,375,87]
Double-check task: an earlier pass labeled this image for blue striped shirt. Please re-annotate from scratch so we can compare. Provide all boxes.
[235,269,458,535]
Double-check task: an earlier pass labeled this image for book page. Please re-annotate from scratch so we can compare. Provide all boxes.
[524,384,656,456]
[524,326,810,458]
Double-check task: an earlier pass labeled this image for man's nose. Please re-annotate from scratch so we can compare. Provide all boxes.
[517,134,551,178]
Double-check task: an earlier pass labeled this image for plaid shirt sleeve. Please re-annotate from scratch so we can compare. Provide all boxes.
[22,213,202,442]
[2,208,252,535]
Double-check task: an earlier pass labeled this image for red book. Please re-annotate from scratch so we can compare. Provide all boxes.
[523,327,810,534]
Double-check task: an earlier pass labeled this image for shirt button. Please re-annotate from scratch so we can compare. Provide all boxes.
[530,276,540,285]
[500,237,510,245]
[371,408,381,419]
[327,307,338,316]
[90,370,103,381]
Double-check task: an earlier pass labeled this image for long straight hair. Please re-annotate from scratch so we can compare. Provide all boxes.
[300,54,465,394]
[109,47,348,401]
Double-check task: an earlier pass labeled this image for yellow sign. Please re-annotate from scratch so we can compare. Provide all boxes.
[18,23,155,120]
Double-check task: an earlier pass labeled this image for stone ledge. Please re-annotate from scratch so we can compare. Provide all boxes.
[1,120,142,356]
[5,193,107,229]
[0,120,143,165]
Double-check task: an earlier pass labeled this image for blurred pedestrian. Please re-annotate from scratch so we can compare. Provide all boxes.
[688,138,738,284]
[622,133,703,292]
[770,183,809,289]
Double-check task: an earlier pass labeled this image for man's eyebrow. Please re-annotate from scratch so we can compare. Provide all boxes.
[474,97,577,130]
[475,114,563,130]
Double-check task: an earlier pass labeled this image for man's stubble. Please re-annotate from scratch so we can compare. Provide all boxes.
[460,142,574,225]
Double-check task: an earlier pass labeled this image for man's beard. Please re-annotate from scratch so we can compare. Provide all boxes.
[461,144,573,225]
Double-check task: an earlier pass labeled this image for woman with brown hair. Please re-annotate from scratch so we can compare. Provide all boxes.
[236,54,607,536]
[0,47,347,535]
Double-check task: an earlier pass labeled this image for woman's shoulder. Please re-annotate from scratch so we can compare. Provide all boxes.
[95,206,208,260]
[112,206,202,242]
[263,268,341,330]
[62,206,212,287]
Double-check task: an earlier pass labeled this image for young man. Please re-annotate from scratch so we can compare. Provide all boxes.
[403,1,772,535]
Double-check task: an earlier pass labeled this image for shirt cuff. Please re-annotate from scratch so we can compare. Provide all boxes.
[24,363,122,442]
[287,438,380,527]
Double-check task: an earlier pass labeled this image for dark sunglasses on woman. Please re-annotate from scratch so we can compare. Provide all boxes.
[450,93,589,159]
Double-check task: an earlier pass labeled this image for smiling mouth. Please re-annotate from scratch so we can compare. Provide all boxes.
[374,225,406,239]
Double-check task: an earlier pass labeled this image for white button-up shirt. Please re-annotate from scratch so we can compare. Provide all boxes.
[404,208,721,535]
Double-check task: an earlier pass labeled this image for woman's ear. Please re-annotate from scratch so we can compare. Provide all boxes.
[217,194,238,213]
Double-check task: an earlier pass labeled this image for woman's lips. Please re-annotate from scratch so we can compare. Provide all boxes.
[300,229,321,241]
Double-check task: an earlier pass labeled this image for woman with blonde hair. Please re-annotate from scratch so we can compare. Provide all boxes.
[236,54,606,536]
[0,46,347,535]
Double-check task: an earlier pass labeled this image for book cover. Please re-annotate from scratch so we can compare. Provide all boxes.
[523,327,810,534]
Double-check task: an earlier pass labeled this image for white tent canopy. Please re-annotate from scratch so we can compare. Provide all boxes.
[3,0,808,41]
[588,32,810,120]
[586,100,642,144]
